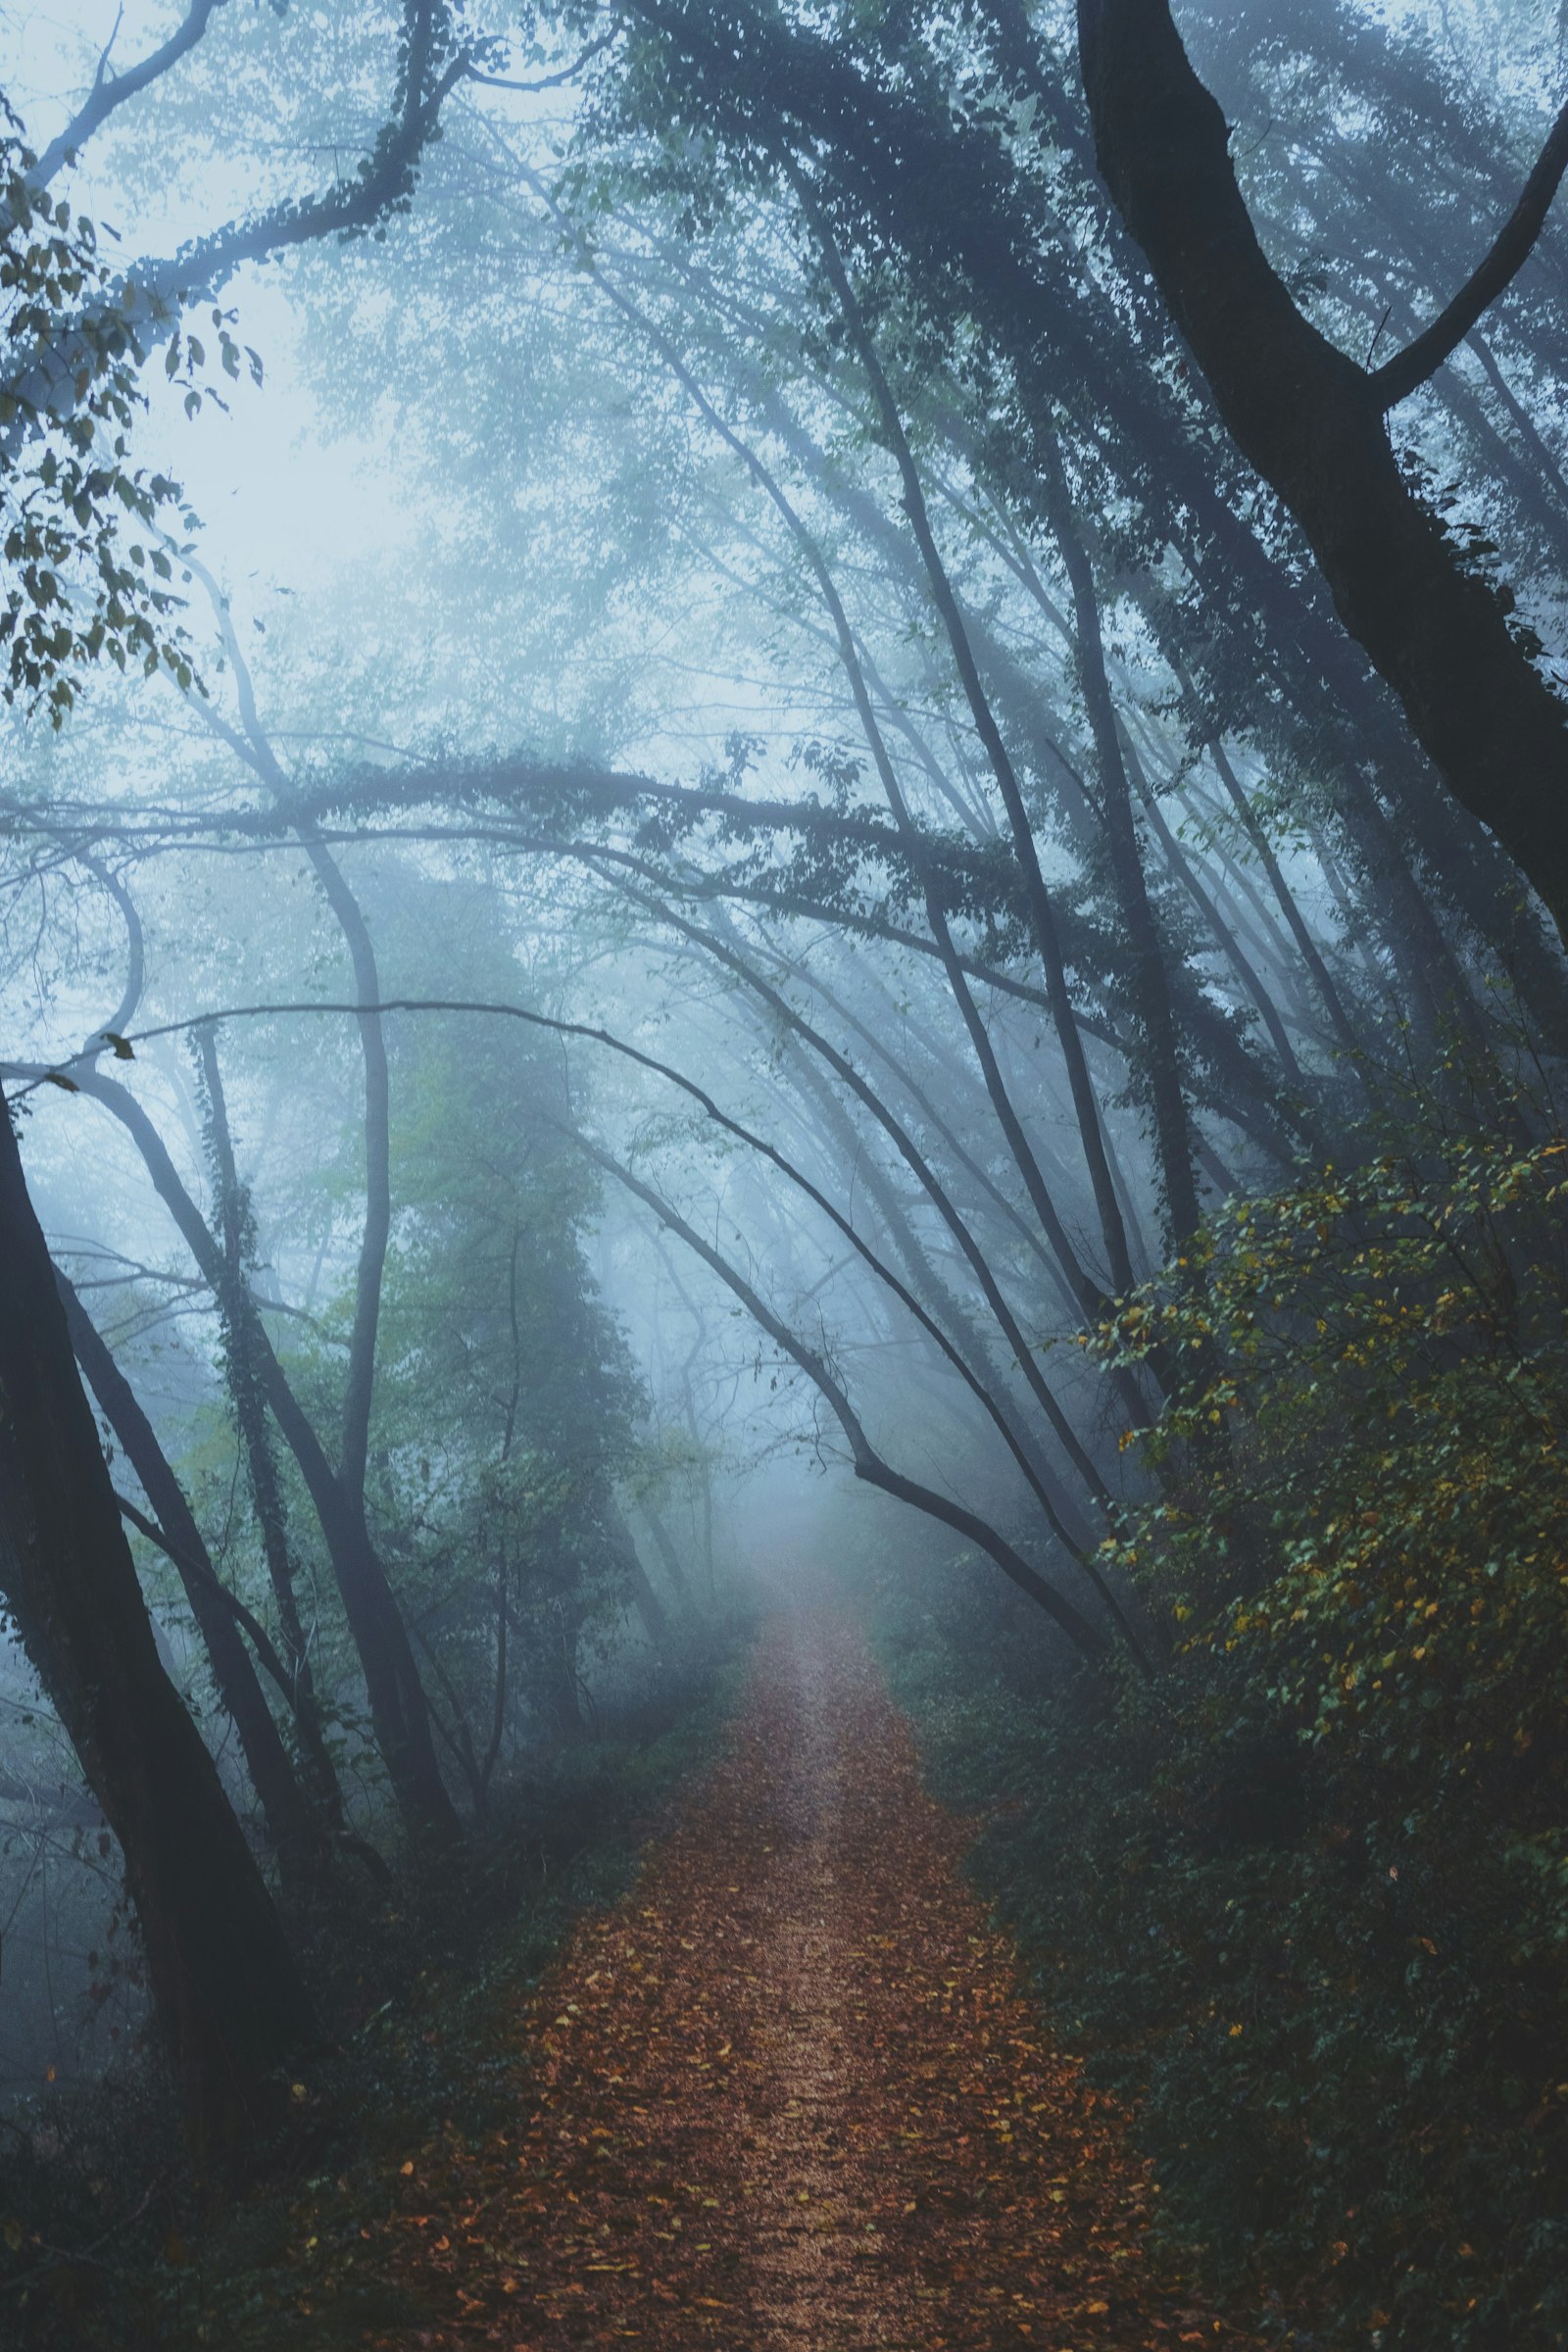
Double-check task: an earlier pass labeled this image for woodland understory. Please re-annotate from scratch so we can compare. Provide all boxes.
[1,1,1567,2347]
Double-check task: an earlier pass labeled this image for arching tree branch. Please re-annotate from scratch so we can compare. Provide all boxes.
[579,1140,1109,1659]
[1075,0,1568,949]
[1372,96,1568,408]
[30,1,229,189]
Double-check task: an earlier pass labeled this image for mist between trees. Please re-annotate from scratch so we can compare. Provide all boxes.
[1,1,1567,2345]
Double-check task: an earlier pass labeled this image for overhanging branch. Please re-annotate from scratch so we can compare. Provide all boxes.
[30,0,229,189]
[1372,94,1568,408]
[580,1139,1109,1659]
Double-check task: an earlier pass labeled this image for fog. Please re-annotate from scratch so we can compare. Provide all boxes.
[1,3,1566,2342]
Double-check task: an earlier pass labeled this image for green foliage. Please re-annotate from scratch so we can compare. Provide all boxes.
[886,1122,1568,2349]
[359,952,649,1748]
[0,122,215,719]
[1098,1127,1568,1782]
[903,1655,1567,2349]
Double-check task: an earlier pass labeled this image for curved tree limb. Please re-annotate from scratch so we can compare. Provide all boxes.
[578,1140,1108,1659]
[113,1488,296,1710]
[21,993,1133,1585]
[1075,0,1568,950]
[4,1055,457,1831]
[31,1,229,189]
[1372,96,1568,409]
[3,0,466,461]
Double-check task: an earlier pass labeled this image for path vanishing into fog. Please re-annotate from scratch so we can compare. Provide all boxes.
[375,1614,1243,2348]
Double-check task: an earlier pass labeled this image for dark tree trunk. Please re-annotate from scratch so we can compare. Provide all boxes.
[0,1097,317,2165]
[638,0,1559,989]
[193,1030,346,1820]
[1076,0,1568,947]
[78,1067,460,1836]
[56,1271,325,1879]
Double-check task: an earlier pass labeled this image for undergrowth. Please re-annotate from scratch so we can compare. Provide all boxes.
[890,1630,1565,2352]
[878,1114,1568,2352]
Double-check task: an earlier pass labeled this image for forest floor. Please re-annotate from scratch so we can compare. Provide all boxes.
[357,1608,1249,2350]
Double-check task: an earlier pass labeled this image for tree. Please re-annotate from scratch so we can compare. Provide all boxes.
[1074,0,1568,947]
[0,1092,318,2164]
[0,117,193,721]
[58,1266,329,1883]
[0,3,468,2147]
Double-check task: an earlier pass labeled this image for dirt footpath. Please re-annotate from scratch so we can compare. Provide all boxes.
[379,1612,1242,2349]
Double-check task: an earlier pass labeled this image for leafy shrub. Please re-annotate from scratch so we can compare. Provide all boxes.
[898,1128,1568,2348]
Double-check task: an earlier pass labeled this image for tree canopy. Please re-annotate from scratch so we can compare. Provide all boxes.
[1,2,1567,2343]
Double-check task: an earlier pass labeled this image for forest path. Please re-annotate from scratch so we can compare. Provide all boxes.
[382,1611,1238,2349]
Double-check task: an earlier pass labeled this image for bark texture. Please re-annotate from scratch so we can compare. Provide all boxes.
[1076,0,1568,944]
[0,1097,316,2163]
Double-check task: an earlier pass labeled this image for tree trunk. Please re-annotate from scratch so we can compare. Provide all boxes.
[57,1270,325,1880]
[76,1066,460,1836]
[1076,0,1568,947]
[1032,454,1203,1240]
[0,1096,316,2165]
[192,1029,347,1821]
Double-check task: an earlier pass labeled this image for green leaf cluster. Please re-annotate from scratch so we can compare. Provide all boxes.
[0,130,208,719]
[903,1118,1568,2347]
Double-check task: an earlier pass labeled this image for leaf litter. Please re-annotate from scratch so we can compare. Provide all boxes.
[367,1611,1252,2349]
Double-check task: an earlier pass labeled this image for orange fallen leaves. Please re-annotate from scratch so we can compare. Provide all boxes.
[366,1613,1253,2349]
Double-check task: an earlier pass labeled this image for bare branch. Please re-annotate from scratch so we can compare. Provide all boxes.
[581,1139,1109,1659]
[462,32,615,95]
[1372,96,1568,408]
[114,1488,298,1709]
[14,989,1106,1551]
[30,1,228,190]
